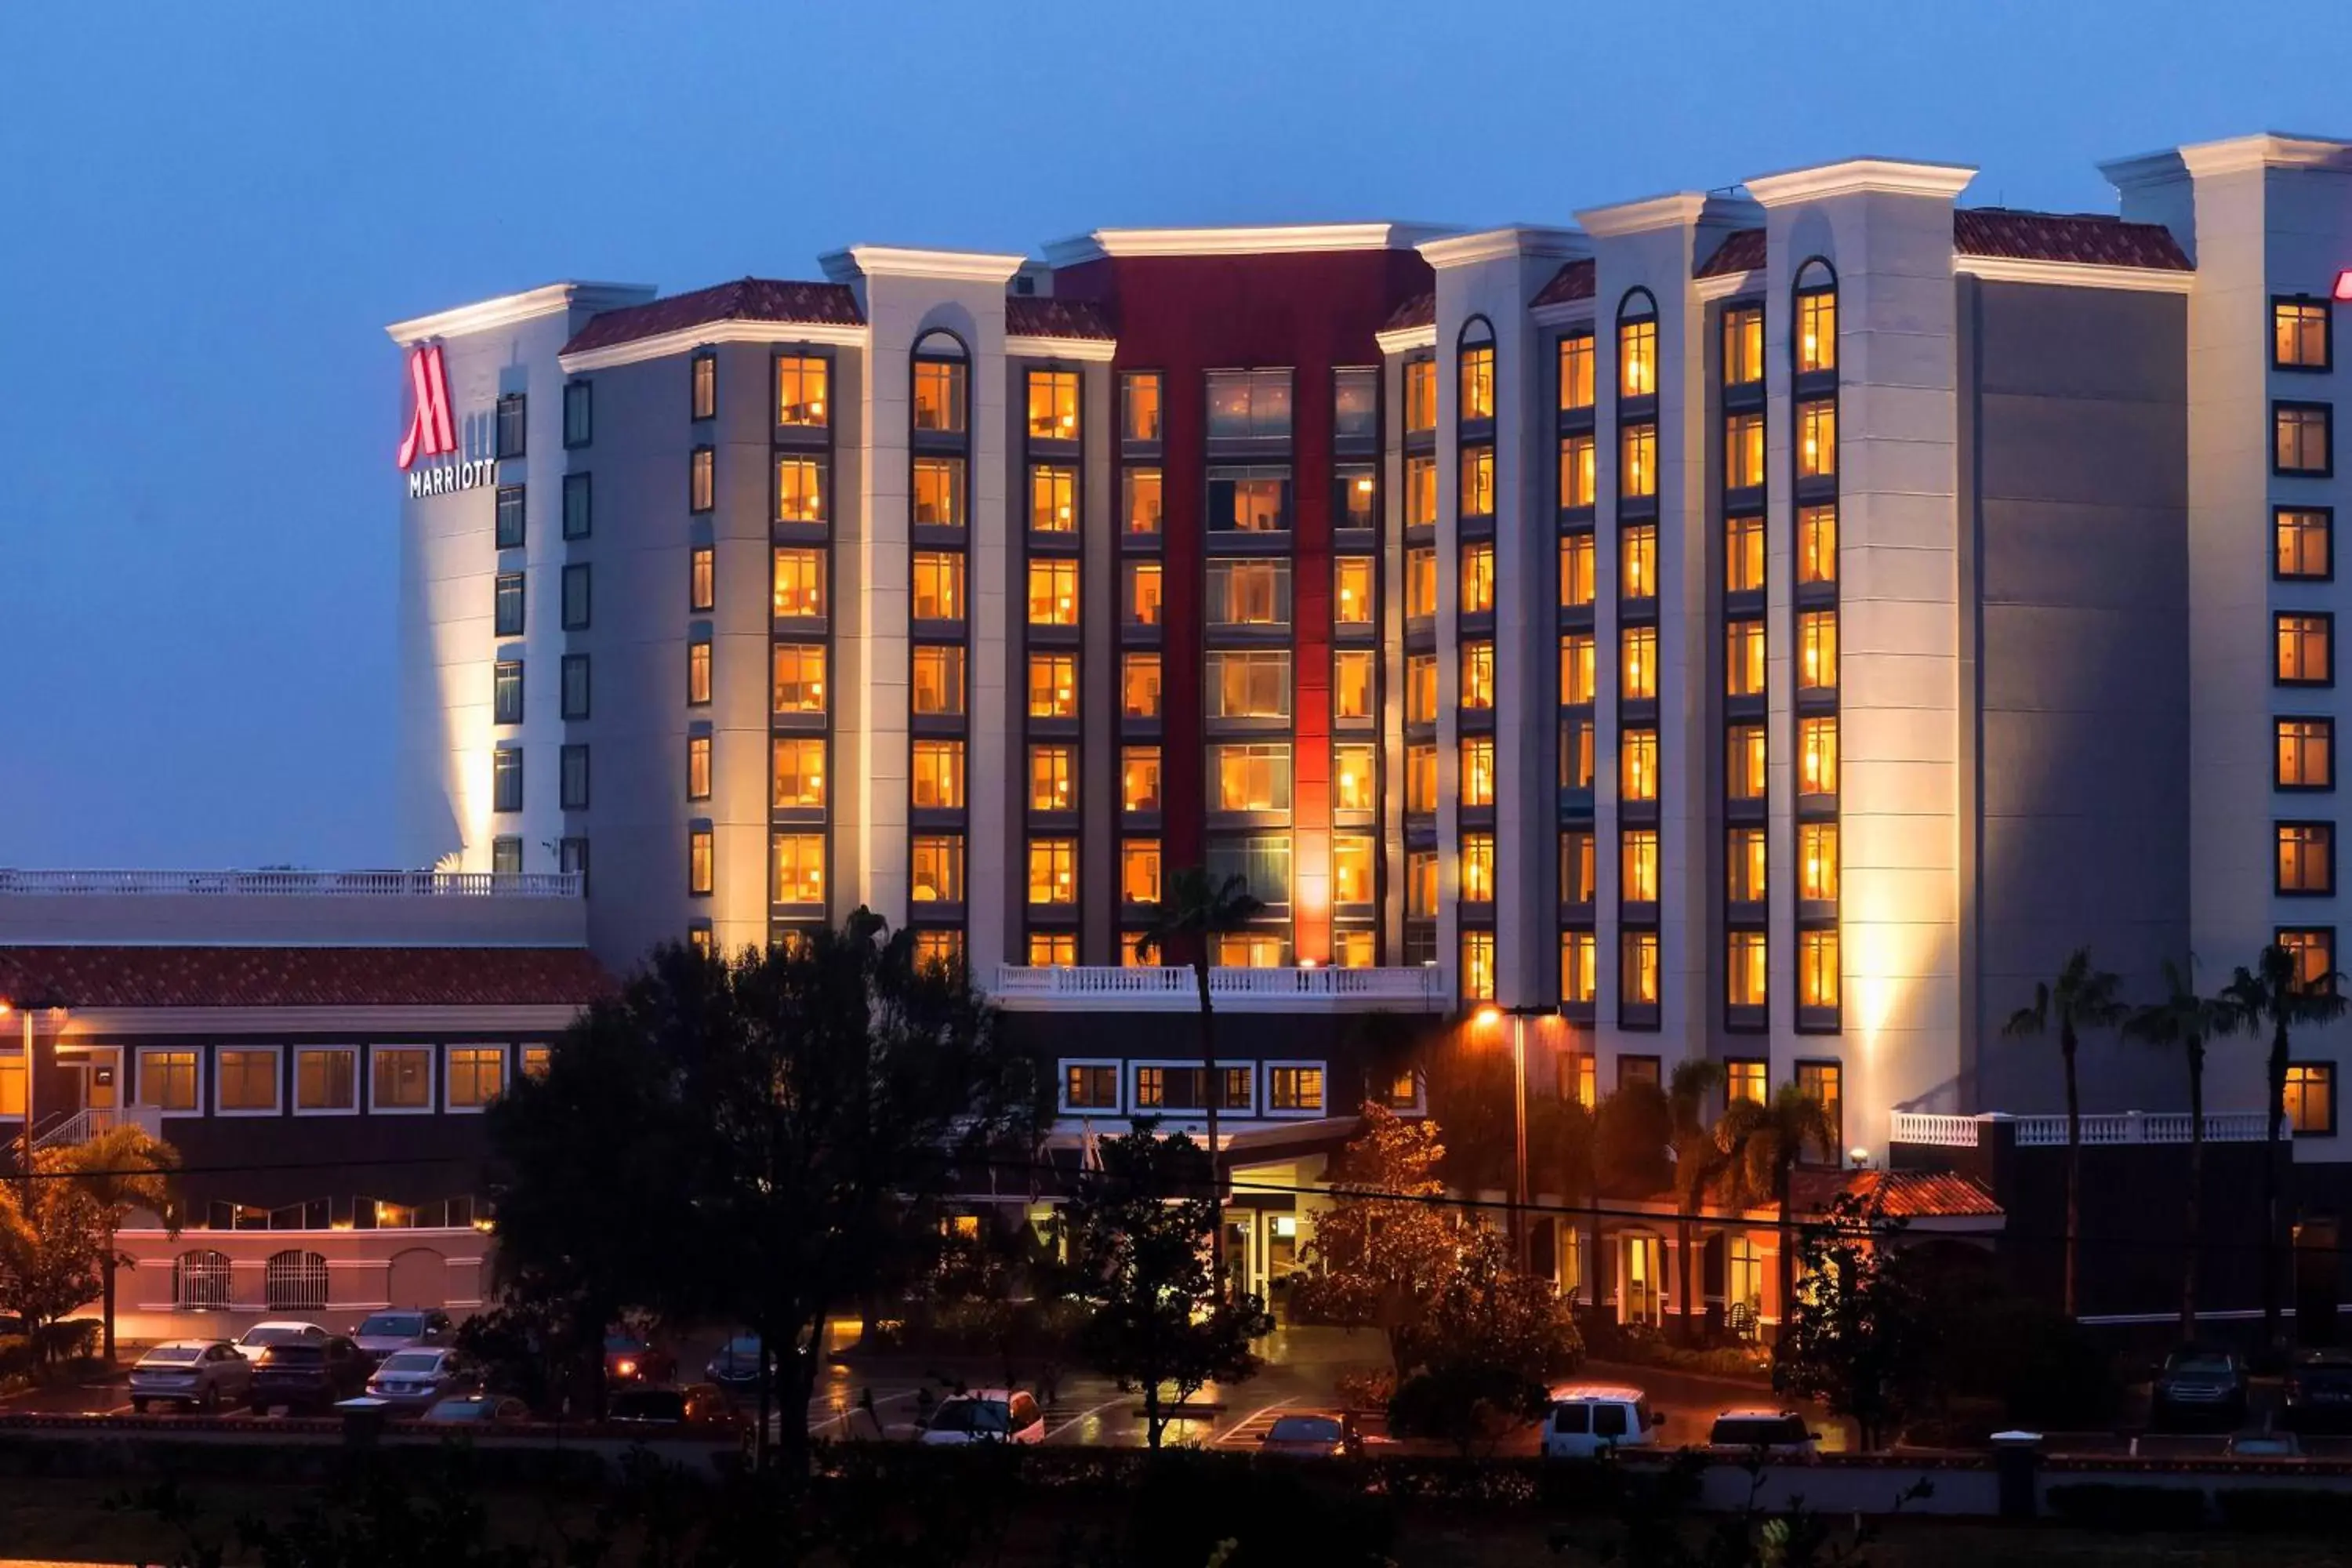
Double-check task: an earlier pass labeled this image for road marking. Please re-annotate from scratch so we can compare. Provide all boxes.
[806,1387,918,1434]
[1213,1399,1292,1448]
[1044,1396,1127,1444]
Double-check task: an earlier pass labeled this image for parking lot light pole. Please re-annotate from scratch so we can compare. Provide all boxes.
[1474,1002,1556,1272]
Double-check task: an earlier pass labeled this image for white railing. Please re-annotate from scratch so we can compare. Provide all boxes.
[0,869,581,899]
[33,1105,164,1150]
[993,964,1447,1010]
[1888,1112,1983,1148]
[1894,1110,2289,1148]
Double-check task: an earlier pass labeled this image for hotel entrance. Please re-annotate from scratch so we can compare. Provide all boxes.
[1222,1205,1306,1318]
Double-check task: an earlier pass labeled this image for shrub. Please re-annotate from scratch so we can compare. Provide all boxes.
[0,1336,33,1379]
[2045,1483,2206,1532]
[1387,1362,1551,1457]
[2215,1486,2352,1534]
[1334,1367,1394,1412]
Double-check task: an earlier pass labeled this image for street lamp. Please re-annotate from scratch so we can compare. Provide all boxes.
[1472,1001,1557,1271]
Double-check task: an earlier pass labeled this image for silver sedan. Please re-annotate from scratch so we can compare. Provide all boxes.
[129,1340,254,1413]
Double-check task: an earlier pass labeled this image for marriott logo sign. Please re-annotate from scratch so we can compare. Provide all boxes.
[397,343,498,499]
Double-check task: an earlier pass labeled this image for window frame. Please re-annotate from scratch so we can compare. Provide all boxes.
[495,484,527,550]
[495,392,527,459]
[2278,819,2337,897]
[561,470,591,541]
[1264,1059,1329,1117]
[2274,399,2336,478]
[443,1043,508,1115]
[2286,1061,2338,1138]
[561,653,590,721]
[1059,1058,1123,1115]
[560,742,590,811]
[134,1047,202,1117]
[563,379,593,448]
[2277,506,2336,583]
[367,1044,436,1117]
[291,1045,361,1118]
[2277,716,2336,793]
[2273,295,2335,373]
[560,562,590,631]
[690,350,717,421]
[2277,610,2337,688]
[212,1044,283,1118]
[688,445,715,514]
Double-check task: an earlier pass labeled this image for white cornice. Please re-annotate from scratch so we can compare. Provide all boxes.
[1416,226,1585,269]
[1044,222,1454,267]
[1374,323,1437,356]
[1694,271,1762,301]
[559,317,869,372]
[818,245,1026,285]
[57,1004,590,1036]
[1004,334,1118,363]
[1955,255,2196,294]
[385,282,653,345]
[2147,132,2352,182]
[1744,158,1977,208]
[1573,192,1708,238]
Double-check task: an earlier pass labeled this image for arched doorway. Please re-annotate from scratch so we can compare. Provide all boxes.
[387,1247,448,1309]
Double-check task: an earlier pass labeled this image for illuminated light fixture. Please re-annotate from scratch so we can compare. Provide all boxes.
[1472,1003,1501,1029]
[2336,270,2352,302]
[1848,1145,1871,1169]
[1355,476,1375,494]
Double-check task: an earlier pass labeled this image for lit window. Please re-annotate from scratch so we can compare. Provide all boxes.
[1121,840,1162,904]
[2281,928,2337,993]
[1798,505,1838,585]
[2278,403,2333,475]
[216,1047,279,1113]
[1621,625,1657,701]
[1122,653,1162,719]
[1726,514,1766,593]
[1206,560,1291,627]
[294,1047,358,1112]
[1406,454,1438,527]
[1725,412,1766,488]
[1621,524,1657,601]
[1123,372,1163,441]
[912,644,964,716]
[1726,1059,1768,1107]
[2279,718,2335,789]
[1405,547,1438,619]
[911,551,964,622]
[1406,743,1438,815]
[912,739,965,811]
[1028,839,1078,906]
[1333,833,1375,904]
[1336,464,1377,528]
[1027,369,1080,440]
[1335,367,1379,441]
[1797,401,1837,479]
[1559,433,1596,509]
[690,446,715,513]
[1407,652,1439,725]
[1621,423,1657,499]
[1560,829,1595,904]
[913,931,963,971]
[1029,653,1079,719]
[1560,633,1595,706]
[1333,557,1375,630]
[2276,298,2332,370]
[690,546,714,612]
[1798,610,1838,691]
[1460,343,1496,422]
[1029,931,1077,967]
[1211,743,1292,812]
[1722,304,1764,387]
[1621,929,1660,1006]
[1120,932,1153,967]
[1461,735,1496,808]
[688,735,711,801]
[447,1046,505,1110]
[1561,532,1595,608]
[1799,716,1839,796]
[777,355,829,425]
[686,641,713,706]
[773,644,826,713]
[1125,561,1163,627]
[687,354,715,422]
[2278,507,2333,579]
[1065,1062,1119,1109]
[1621,728,1659,802]
[1215,931,1288,971]
[771,736,826,808]
[1334,743,1376,812]
[1619,312,1657,397]
[1122,746,1162,813]
[1207,649,1291,720]
[775,456,825,524]
[1030,464,1079,532]
[1205,368,1292,440]
[1621,828,1658,902]
[1208,466,1291,532]
[1334,649,1374,721]
[1027,557,1080,627]
[1559,333,1595,412]
[1796,289,1836,374]
[1460,445,1496,518]
[1461,832,1495,902]
[1798,1060,1843,1146]
[1727,931,1767,1008]
[689,828,715,895]
[1728,826,1766,902]
[1407,850,1438,919]
[2287,1063,2337,1135]
[1728,724,1766,801]
[1799,931,1841,1009]
[1462,543,1496,615]
[2278,822,2335,895]
[2278,612,2334,684]
[913,457,966,527]
[773,547,826,618]
[1561,929,1596,1004]
[1461,929,1496,1001]
[372,1047,434,1112]
[1726,619,1766,698]
[137,1049,199,1112]
[1027,744,1076,813]
[1405,359,1438,433]
[1800,820,1840,902]
[1270,1066,1325,1112]
[1124,468,1164,534]
[1461,641,1495,710]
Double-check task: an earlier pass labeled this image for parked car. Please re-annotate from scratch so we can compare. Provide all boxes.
[423,1392,532,1425]
[704,1334,764,1395]
[1258,1410,1363,1459]
[920,1388,1047,1446]
[249,1335,369,1414]
[2285,1349,2352,1430]
[607,1384,737,1429]
[361,1347,473,1414]
[1705,1409,1821,1457]
[604,1334,676,1385]
[2227,1431,2305,1459]
[233,1320,328,1358]
[1542,1385,1664,1461]
[2152,1346,2249,1429]
[351,1309,453,1363]
[129,1340,255,1414]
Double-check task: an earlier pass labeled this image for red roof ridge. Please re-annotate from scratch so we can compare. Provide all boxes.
[1382,292,1436,332]
[0,946,615,1011]
[1004,296,1116,341]
[561,277,865,357]
[1532,258,1596,306]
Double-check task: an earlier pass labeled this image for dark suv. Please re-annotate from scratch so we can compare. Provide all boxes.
[2152,1346,2248,1430]
[249,1335,369,1414]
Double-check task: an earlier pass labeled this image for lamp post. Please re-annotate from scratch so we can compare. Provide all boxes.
[1474,1001,1555,1271]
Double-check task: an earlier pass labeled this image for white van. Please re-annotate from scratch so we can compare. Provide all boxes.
[1542,1384,1665,1461]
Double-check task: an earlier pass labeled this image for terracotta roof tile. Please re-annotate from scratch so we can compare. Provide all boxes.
[0,947,615,1011]
[1696,230,1767,278]
[1954,209,2191,271]
[1790,1167,2003,1221]
[1004,296,1115,341]
[1382,292,1436,332]
[1533,259,1596,306]
[561,278,864,356]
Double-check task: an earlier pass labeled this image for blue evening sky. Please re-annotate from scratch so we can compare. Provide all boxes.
[0,1,2340,867]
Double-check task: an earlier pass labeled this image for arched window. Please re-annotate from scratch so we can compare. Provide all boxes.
[1616,289,1659,398]
[263,1249,328,1313]
[172,1249,232,1312]
[1456,317,1497,423]
[1793,259,1838,375]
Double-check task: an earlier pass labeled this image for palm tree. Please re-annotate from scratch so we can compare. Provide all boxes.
[2002,948,2125,1319]
[2225,943,2349,1348]
[1133,867,1265,1286]
[1715,1083,1838,1346]
[1666,1059,1726,1345]
[2123,957,2245,1339]
[58,1125,180,1363]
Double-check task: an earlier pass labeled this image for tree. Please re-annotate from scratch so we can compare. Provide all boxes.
[486,913,1020,1466]
[1666,1060,1726,1345]
[1716,1084,1839,1344]
[1384,1220,1580,1455]
[56,1124,179,1363]
[1595,1080,1673,1198]
[1062,1122,1269,1450]
[1774,1193,1934,1451]
[1133,868,1265,1289]
[0,1155,105,1357]
[1528,1094,1599,1307]
[2001,948,2126,1319]
[2123,957,2245,1339]
[2226,942,2349,1348]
